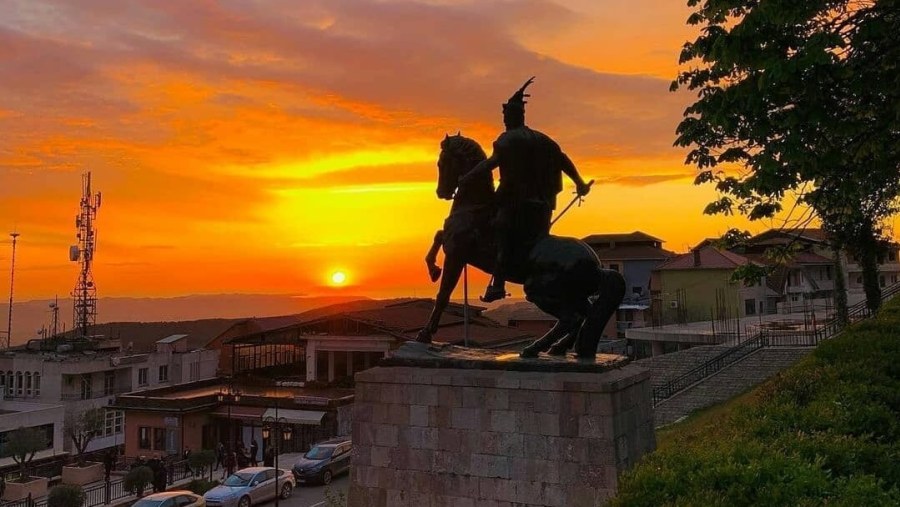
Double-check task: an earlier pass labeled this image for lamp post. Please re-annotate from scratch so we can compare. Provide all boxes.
[217,385,242,456]
[263,402,291,507]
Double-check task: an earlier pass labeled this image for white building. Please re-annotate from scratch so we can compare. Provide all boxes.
[0,400,65,469]
[0,334,218,455]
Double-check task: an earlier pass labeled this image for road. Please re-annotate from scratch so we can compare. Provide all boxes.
[262,475,349,507]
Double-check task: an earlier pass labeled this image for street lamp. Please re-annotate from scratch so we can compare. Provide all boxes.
[263,411,292,507]
[217,385,241,454]
[262,383,293,507]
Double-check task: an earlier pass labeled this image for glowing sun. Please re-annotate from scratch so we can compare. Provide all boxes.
[330,271,347,285]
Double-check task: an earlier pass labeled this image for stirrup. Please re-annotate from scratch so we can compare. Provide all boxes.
[480,286,508,303]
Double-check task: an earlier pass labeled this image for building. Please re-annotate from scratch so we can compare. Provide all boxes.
[207,298,536,380]
[112,378,353,459]
[0,334,218,456]
[650,244,771,326]
[0,400,65,470]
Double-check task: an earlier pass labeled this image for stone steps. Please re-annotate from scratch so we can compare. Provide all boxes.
[635,345,732,387]
[653,347,812,427]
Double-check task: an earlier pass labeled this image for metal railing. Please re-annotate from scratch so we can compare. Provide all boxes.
[651,282,900,407]
[0,458,193,507]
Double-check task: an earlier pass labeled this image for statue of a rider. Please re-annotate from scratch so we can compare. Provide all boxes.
[459,77,592,302]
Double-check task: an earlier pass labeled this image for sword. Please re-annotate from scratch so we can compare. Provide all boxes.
[550,180,594,227]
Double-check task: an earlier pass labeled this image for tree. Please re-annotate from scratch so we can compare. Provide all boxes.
[64,408,105,467]
[48,484,86,507]
[187,450,216,479]
[673,0,900,313]
[6,427,48,481]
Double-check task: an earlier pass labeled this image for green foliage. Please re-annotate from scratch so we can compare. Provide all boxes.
[6,427,48,480]
[64,408,106,466]
[188,450,216,477]
[48,484,86,507]
[673,0,900,312]
[613,296,900,506]
[124,466,153,497]
[185,479,219,495]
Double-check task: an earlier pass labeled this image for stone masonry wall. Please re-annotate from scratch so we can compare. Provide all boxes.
[348,364,655,507]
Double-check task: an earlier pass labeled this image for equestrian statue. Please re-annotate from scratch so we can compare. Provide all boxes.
[417,77,626,359]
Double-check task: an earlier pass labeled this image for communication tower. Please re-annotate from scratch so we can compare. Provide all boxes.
[4,231,19,349]
[70,172,101,339]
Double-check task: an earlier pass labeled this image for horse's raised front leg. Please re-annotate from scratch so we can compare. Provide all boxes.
[425,230,444,283]
[416,256,466,344]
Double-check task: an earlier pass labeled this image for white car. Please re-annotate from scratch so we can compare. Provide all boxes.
[133,491,205,507]
[203,467,295,507]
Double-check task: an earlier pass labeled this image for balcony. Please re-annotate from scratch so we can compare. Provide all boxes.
[60,387,134,401]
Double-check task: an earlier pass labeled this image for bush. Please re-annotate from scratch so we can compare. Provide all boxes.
[124,466,153,497]
[48,484,86,507]
[188,450,216,477]
[185,479,219,495]
[613,296,900,506]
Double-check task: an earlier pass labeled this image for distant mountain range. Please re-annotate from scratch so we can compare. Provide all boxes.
[0,294,368,346]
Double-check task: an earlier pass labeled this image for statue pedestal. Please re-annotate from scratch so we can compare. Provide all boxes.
[347,343,655,507]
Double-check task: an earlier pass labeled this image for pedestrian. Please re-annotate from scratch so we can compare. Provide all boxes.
[249,439,259,467]
[263,446,274,467]
[215,442,225,471]
[103,448,116,482]
[223,451,236,479]
[183,447,193,477]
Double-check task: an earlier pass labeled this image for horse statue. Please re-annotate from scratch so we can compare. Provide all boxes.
[417,134,625,358]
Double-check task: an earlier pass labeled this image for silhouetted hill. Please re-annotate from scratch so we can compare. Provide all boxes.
[1,294,368,346]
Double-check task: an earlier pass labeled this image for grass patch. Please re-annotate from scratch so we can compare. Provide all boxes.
[613,298,900,506]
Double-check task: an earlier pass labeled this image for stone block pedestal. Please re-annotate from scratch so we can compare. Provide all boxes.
[347,343,655,507]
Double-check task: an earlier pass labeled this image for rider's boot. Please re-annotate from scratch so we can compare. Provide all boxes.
[481,280,508,303]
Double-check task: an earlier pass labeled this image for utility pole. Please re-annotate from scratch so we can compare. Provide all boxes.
[5,231,19,349]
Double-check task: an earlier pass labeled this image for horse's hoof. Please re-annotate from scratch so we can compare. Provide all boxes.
[416,330,432,344]
[519,347,540,359]
[547,345,567,356]
[427,265,442,282]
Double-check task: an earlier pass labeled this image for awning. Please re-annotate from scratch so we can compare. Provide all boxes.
[210,406,266,421]
[262,408,326,426]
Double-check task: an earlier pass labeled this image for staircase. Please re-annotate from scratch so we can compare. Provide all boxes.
[653,347,812,427]
[635,346,731,386]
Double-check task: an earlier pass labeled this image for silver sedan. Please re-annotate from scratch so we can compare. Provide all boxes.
[203,467,295,507]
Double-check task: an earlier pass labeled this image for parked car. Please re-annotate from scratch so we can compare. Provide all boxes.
[203,467,294,507]
[292,437,352,485]
[133,491,205,507]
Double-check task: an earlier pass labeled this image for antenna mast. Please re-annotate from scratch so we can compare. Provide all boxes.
[70,172,101,340]
[5,231,19,349]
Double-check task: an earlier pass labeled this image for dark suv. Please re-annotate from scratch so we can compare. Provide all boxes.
[291,437,352,485]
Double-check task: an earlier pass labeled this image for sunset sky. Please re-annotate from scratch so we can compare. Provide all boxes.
[1,0,800,301]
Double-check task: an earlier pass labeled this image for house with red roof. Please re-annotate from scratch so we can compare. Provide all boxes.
[649,244,774,327]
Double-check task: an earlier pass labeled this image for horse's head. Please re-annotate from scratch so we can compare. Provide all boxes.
[436,133,488,200]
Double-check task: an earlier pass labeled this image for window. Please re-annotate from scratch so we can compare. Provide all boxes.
[25,372,31,397]
[104,371,115,396]
[33,372,40,396]
[153,428,166,450]
[158,365,169,383]
[759,301,765,314]
[744,299,757,316]
[0,424,53,458]
[138,368,148,387]
[104,410,124,437]
[825,265,833,281]
[81,374,92,400]
[880,275,886,288]
[893,275,898,284]
[189,362,200,382]
[15,371,22,396]
[139,427,151,449]
[856,276,863,284]
[6,372,12,393]
[890,251,897,262]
